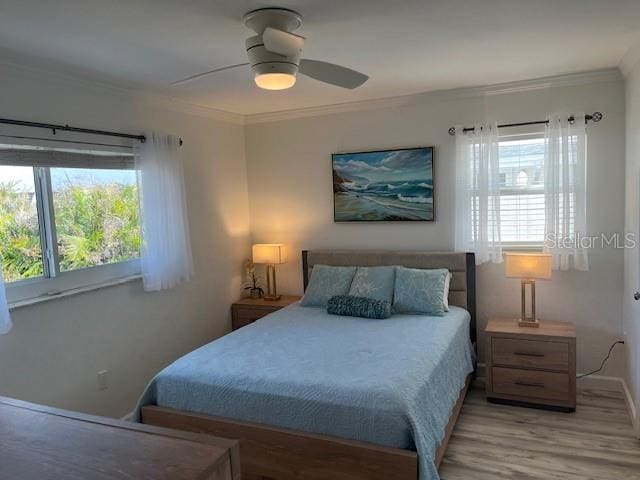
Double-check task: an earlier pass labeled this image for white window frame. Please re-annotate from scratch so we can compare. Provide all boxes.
[1,144,141,303]
[497,130,546,252]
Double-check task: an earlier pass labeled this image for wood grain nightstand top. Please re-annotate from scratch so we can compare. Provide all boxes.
[486,318,576,339]
[232,295,301,309]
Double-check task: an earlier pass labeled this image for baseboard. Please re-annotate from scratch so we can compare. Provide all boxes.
[576,374,624,392]
[120,409,135,421]
[620,378,640,439]
[478,363,638,436]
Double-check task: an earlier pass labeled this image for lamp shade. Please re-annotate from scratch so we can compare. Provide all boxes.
[504,252,552,280]
[252,244,286,265]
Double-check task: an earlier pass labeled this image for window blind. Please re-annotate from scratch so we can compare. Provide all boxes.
[0,145,135,169]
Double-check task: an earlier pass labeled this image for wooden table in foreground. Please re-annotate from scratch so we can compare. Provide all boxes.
[0,395,240,480]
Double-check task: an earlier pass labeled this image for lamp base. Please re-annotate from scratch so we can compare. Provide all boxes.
[518,318,540,328]
[519,279,540,328]
[264,264,279,301]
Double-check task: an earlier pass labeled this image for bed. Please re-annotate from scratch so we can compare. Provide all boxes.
[137,250,477,480]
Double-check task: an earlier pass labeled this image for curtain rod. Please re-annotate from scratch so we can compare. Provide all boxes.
[0,134,135,150]
[447,112,603,136]
[0,117,184,146]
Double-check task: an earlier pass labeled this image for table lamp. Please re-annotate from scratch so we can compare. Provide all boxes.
[504,252,552,328]
[252,244,286,301]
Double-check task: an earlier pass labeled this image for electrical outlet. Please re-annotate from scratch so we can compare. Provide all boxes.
[97,370,108,390]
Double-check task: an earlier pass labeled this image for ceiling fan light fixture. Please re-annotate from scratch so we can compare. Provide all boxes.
[251,61,298,90]
[255,72,297,90]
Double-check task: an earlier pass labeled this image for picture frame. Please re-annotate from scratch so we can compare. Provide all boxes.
[332,146,435,222]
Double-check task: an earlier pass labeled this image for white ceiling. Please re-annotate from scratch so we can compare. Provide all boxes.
[2,0,640,115]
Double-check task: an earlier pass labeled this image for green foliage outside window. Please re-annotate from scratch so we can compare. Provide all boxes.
[0,178,141,283]
[0,181,42,282]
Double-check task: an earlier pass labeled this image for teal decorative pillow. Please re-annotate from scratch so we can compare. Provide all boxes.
[393,267,449,316]
[327,295,392,319]
[300,265,357,307]
[348,266,396,303]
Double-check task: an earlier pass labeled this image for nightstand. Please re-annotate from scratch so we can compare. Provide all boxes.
[231,295,301,331]
[485,318,576,412]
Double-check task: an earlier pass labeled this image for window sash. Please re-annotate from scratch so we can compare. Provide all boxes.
[1,149,141,301]
[7,259,140,303]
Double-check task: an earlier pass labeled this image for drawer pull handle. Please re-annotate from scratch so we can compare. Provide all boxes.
[513,351,545,357]
[514,381,545,388]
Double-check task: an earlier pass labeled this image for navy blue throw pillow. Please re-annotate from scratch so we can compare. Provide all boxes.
[327,295,392,319]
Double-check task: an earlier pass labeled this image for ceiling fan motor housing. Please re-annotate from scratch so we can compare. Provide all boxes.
[246,35,300,79]
[243,8,302,35]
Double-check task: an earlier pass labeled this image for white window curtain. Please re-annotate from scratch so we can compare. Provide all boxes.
[454,122,503,265]
[543,114,588,271]
[135,133,193,291]
[0,269,11,335]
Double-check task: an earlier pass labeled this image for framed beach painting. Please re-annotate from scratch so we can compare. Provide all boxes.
[332,146,434,222]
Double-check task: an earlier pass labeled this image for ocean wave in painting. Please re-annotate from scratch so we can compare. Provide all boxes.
[397,194,431,204]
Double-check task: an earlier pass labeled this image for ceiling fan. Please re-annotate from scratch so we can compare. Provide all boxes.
[171,7,369,91]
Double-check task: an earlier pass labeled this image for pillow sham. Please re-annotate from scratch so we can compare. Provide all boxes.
[327,295,392,319]
[348,266,396,303]
[300,265,357,307]
[393,266,449,316]
[443,271,452,312]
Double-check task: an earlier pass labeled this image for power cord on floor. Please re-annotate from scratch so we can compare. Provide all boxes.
[576,341,624,379]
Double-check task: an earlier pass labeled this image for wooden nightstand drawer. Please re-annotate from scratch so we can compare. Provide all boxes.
[234,307,269,322]
[492,337,569,371]
[492,367,570,402]
[231,308,268,331]
[231,316,258,331]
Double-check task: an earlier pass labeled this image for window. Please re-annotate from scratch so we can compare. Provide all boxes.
[0,165,43,282]
[51,168,140,271]
[497,135,546,246]
[0,144,140,302]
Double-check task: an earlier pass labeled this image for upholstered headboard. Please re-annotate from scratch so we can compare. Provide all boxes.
[302,250,476,344]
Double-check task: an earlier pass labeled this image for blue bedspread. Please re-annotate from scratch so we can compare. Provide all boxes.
[135,304,475,480]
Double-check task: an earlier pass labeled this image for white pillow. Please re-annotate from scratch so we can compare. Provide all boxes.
[443,272,452,311]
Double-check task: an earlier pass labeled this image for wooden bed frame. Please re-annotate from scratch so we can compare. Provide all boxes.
[141,250,477,480]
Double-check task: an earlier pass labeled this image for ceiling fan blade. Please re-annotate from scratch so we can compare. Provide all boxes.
[299,59,368,89]
[170,63,250,86]
[262,27,305,57]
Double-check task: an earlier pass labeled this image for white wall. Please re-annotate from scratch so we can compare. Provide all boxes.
[0,65,250,417]
[623,54,640,433]
[245,75,627,377]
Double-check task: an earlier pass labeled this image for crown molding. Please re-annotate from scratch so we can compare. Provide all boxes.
[0,56,621,127]
[620,42,640,77]
[244,68,622,125]
[134,92,245,125]
[244,94,417,125]
[0,57,245,125]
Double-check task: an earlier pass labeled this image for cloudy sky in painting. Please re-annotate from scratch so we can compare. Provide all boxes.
[333,148,432,182]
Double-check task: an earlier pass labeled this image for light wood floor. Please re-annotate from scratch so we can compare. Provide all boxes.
[439,383,640,480]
